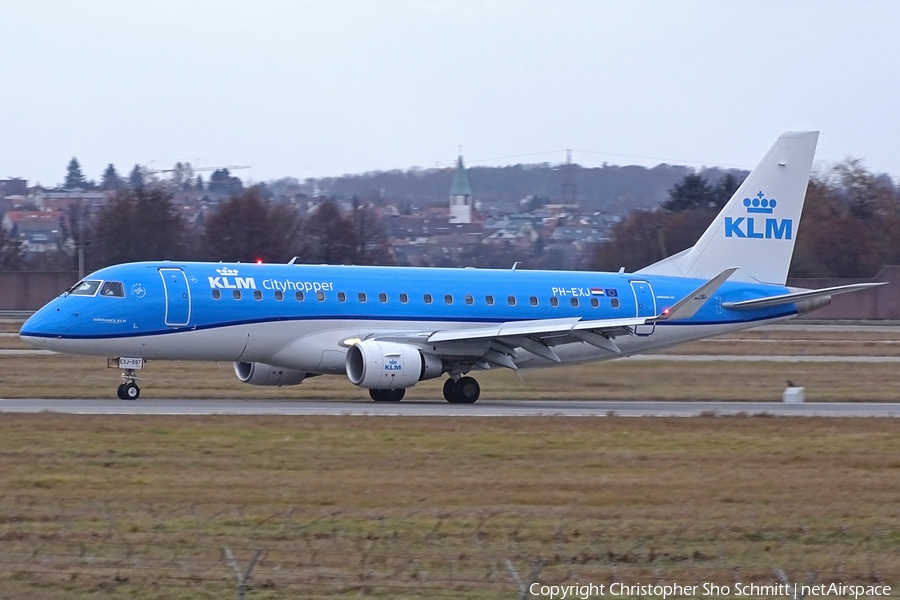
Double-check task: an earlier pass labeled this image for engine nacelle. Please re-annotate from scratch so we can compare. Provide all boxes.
[346,340,443,389]
[233,362,308,386]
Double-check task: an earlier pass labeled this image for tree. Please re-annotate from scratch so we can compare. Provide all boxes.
[661,173,715,212]
[101,164,123,191]
[207,169,243,196]
[91,188,187,268]
[0,226,24,270]
[298,200,355,264]
[128,164,145,190]
[202,188,301,262]
[64,157,87,190]
[348,196,394,265]
[713,173,741,208]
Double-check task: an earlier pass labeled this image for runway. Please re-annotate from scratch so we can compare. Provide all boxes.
[1,399,898,417]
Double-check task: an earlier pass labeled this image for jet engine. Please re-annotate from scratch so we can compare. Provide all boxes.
[233,362,308,386]
[345,340,443,389]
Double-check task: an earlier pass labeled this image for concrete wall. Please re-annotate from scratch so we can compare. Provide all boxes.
[1,267,897,319]
[0,272,78,310]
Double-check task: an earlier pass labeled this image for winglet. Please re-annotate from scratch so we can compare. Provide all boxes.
[649,267,740,322]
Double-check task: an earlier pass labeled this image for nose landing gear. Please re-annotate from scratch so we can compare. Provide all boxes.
[443,376,480,404]
[116,369,142,400]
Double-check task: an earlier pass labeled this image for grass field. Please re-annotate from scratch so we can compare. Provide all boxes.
[4,320,900,401]
[0,415,898,599]
[4,352,900,402]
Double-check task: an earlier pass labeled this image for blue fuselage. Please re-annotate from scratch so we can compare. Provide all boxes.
[20,262,795,374]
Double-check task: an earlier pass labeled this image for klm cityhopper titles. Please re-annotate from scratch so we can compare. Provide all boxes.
[20,132,883,402]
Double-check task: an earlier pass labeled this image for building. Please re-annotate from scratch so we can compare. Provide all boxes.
[448,156,473,224]
[1,210,70,255]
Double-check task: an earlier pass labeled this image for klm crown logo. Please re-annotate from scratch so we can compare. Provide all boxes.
[217,267,239,276]
[744,191,776,214]
[725,190,792,240]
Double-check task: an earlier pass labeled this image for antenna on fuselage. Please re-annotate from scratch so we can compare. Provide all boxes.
[288,257,298,265]
[511,262,520,271]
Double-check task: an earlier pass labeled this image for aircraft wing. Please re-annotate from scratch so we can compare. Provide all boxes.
[722,282,886,310]
[366,268,738,370]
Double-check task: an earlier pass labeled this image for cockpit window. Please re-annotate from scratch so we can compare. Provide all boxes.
[68,280,102,296]
[99,281,125,297]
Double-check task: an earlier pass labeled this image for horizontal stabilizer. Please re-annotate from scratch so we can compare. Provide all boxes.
[722,282,886,310]
[649,267,739,322]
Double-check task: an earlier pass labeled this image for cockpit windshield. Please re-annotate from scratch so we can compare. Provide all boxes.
[67,280,102,296]
[99,281,125,297]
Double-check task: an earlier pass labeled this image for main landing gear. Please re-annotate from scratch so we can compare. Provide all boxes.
[443,376,480,404]
[116,369,141,400]
[369,388,406,402]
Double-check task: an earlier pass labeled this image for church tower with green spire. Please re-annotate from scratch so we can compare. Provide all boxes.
[448,155,473,224]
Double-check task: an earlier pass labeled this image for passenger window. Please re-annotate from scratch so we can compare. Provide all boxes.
[275,290,284,301]
[590,297,599,308]
[379,293,387,303]
[424,294,433,304]
[233,290,242,300]
[507,296,516,306]
[253,290,262,300]
[68,280,101,296]
[465,294,474,305]
[212,289,221,300]
[486,295,495,306]
[570,297,579,307]
[316,291,326,301]
[611,298,620,309]
[358,292,367,303]
[99,281,125,297]
[296,291,305,301]
[529,296,538,306]
[338,292,346,302]
[444,294,453,304]
[400,293,409,303]
[550,297,559,307]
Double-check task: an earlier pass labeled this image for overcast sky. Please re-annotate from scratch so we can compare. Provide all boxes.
[2,1,899,187]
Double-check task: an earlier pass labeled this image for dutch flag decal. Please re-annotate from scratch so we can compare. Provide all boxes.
[590,288,605,296]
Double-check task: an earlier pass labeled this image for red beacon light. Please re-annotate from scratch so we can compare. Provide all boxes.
[256,259,263,264]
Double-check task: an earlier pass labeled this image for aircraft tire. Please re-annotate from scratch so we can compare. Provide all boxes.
[444,377,480,404]
[116,384,126,400]
[442,378,457,402]
[122,382,141,400]
[455,377,480,404]
[369,388,405,402]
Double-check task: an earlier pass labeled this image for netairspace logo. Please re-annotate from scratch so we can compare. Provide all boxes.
[724,191,792,240]
[528,581,892,599]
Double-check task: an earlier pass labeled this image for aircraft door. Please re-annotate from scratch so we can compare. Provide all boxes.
[159,268,191,327]
[630,280,656,336]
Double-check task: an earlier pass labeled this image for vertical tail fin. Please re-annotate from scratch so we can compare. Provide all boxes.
[638,131,819,285]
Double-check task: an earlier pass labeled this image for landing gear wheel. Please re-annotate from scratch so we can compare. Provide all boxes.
[444,377,480,404]
[442,378,457,402]
[121,382,141,400]
[369,388,405,402]
[116,384,126,400]
[455,376,480,404]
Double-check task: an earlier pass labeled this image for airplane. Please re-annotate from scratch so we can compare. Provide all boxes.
[19,131,884,402]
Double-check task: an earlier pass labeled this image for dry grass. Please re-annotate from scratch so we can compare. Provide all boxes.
[3,352,900,401]
[0,415,898,598]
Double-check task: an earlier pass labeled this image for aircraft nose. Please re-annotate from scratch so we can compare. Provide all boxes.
[19,304,71,347]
